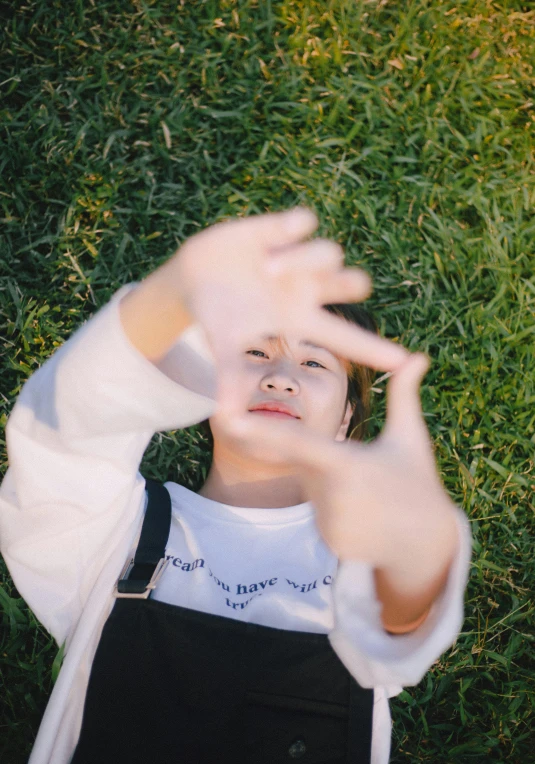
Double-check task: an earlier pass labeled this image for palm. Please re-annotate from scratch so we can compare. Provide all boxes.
[175,208,409,416]
[221,352,453,570]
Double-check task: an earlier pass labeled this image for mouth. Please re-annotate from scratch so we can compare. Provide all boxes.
[248,404,300,419]
[249,410,298,419]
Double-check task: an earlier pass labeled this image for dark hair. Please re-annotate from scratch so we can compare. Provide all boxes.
[322,303,377,441]
[198,303,378,446]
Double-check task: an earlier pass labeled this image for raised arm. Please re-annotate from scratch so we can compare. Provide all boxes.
[219,353,471,687]
[0,283,215,646]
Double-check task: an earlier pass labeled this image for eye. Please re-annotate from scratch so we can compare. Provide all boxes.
[246,350,325,368]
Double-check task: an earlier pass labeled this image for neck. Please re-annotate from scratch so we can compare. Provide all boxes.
[198,447,305,508]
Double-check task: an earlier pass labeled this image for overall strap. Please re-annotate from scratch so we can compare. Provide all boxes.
[116,479,172,598]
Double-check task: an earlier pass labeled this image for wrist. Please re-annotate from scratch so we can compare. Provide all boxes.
[375,507,459,633]
[386,500,459,593]
[119,262,194,363]
[167,245,196,313]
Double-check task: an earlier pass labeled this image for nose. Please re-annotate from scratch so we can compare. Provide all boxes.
[260,366,300,395]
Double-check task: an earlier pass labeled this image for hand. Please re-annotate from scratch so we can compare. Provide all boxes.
[170,207,409,414]
[222,352,459,630]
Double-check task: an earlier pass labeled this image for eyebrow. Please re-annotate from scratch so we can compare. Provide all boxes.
[264,336,337,358]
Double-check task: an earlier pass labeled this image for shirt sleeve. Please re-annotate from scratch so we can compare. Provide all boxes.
[328,508,471,690]
[0,283,217,647]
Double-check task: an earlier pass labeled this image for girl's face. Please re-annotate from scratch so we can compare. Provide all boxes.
[209,334,353,453]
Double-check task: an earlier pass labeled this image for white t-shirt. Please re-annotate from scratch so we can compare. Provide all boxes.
[0,283,472,764]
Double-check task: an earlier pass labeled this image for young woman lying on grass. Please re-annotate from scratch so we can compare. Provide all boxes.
[0,207,471,764]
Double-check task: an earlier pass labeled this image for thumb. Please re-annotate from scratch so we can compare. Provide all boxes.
[221,414,342,472]
[382,352,432,449]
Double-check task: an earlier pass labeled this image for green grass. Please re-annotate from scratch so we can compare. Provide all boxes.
[1,0,534,761]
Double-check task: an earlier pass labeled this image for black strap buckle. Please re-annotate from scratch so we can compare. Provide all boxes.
[114,478,172,599]
[115,557,169,599]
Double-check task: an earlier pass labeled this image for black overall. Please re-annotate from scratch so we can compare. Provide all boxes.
[71,479,374,764]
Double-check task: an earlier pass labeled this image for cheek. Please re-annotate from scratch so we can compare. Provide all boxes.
[240,366,265,396]
[306,379,348,425]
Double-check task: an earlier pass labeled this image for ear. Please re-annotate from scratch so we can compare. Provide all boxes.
[335,401,354,441]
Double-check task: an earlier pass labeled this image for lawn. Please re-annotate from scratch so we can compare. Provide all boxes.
[1,0,534,761]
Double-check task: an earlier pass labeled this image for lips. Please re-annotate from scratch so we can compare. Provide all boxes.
[248,402,300,419]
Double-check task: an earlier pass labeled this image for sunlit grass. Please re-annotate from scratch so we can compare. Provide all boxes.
[1,1,534,761]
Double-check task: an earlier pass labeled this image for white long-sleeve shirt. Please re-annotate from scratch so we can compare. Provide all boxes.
[0,283,472,764]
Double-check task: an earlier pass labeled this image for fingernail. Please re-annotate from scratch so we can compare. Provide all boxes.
[286,207,317,233]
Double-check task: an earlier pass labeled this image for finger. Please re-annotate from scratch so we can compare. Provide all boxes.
[264,246,373,302]
[237,206,320,252]
[264,239,345,275]
[382,352,433,452]
[306,310,410,371]
[221,411,344,471]
[318,268,373,305]
[209,316,274,420]
[215,354,246,420]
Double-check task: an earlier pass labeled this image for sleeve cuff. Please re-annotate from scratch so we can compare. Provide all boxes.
[43,283,217,440]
